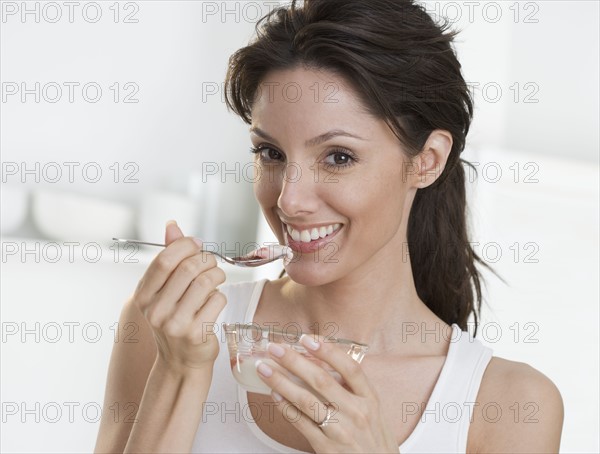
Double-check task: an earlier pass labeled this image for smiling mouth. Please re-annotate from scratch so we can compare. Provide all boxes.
[282,222,343,254]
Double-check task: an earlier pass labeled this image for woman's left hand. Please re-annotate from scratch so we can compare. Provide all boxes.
[255,334,399,453]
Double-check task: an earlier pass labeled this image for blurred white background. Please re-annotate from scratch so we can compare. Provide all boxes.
[1,1,598,452]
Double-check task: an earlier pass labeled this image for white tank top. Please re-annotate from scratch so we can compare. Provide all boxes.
[191,279,493,453]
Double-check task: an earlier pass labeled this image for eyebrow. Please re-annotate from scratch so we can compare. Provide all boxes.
[249,127,366,147]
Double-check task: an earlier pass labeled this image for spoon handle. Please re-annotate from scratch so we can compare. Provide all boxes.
[112,237,236,263]
[111,237,277,267]
[113,238,166,247]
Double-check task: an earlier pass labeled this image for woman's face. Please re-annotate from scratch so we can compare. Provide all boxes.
[250,67,418,286]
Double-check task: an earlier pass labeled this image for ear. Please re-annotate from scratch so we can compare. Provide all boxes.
[411,129,453,189]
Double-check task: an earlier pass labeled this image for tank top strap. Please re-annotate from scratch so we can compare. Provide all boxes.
[400,324,493,453]
[217,279,268,325]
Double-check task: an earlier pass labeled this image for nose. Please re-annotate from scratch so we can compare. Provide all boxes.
[277,163,319,218]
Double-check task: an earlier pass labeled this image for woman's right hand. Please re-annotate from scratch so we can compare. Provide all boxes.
[132,220,227,374]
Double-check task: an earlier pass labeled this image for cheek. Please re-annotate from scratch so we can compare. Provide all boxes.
[344,175,405,233]
[253,173,280,207]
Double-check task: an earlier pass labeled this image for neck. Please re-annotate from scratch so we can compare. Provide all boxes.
[282,235,437,354]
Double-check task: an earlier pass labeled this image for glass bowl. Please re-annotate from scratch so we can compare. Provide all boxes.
[223,323,369,396]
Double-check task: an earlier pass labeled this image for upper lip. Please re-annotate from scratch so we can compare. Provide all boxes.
[281,221,343,231]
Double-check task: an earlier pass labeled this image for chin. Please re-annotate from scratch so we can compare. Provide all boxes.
[283,260,341,286]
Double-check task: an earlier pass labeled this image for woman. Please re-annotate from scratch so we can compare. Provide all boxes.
[95,1,564,452]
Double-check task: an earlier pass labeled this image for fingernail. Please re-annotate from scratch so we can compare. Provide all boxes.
[166,220,177,227]
[271,391,283,402]
[267,342,285,358]
[256,360,273,377]
[193,237,203,247]
[300,334,320,351]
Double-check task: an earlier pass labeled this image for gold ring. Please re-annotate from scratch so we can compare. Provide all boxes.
[317,404,334,428]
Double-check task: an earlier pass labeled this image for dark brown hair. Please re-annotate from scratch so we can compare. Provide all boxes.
[224,0,504,335]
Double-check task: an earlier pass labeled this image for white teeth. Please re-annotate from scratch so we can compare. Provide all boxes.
[310,228,319,240]
[291,229,300,241]
[284,223,342,243]
[300,230,312,242]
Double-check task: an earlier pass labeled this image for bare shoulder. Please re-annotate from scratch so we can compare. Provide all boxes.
[468,356,564,453]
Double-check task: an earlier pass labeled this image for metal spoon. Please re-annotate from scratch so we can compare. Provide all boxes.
[112,238,292,268]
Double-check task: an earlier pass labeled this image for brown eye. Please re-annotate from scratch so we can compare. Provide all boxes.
[250,146,285,163]
[266,148,283,160]
[332,153,350,165]
[323,149,356,168]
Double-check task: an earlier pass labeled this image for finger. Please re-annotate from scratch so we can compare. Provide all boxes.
[299,334,374,398]
[169,266,226,328]
[134,221,192,307]
[189,291,228,336]
[157,251,218,305]
[256,355,339,428]
[145,254,220,324]
[165,219,184,245]
[269,391,329,448]
[162,290,227,343]
[138,237,210,301]
[264,341,348,405]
